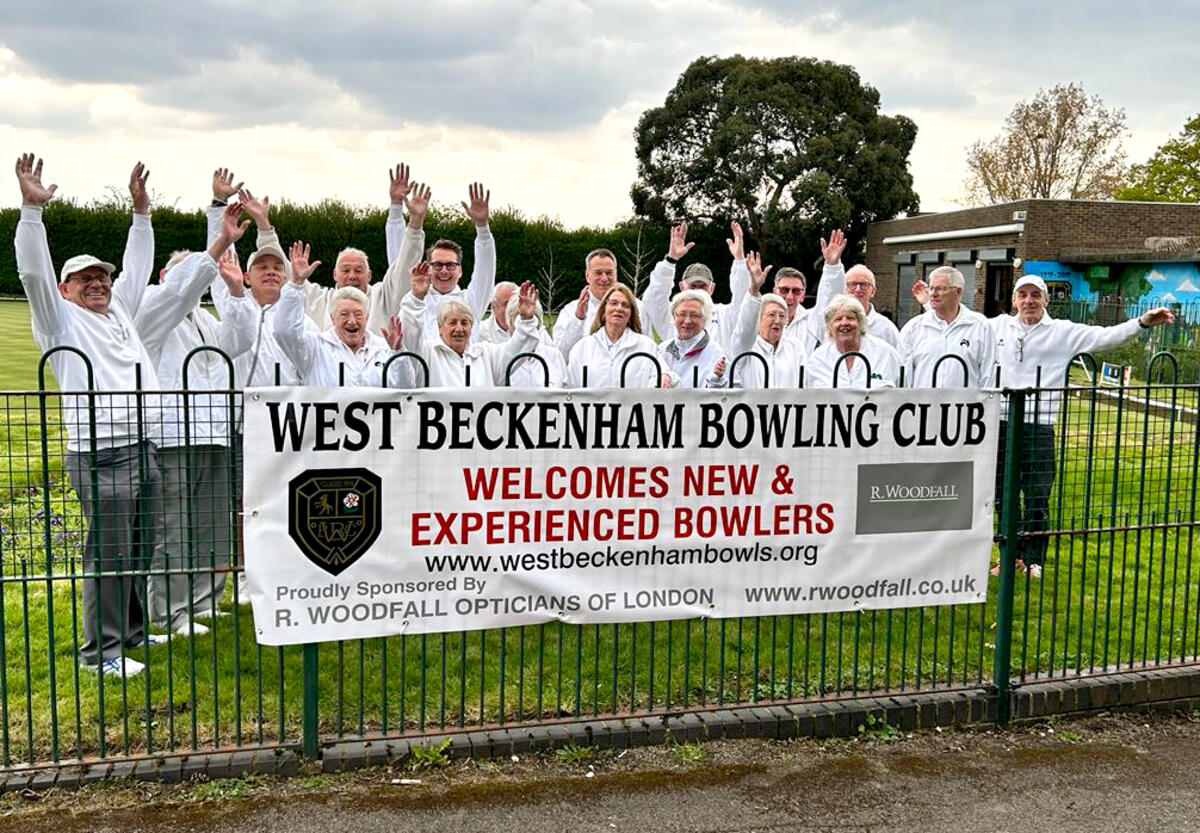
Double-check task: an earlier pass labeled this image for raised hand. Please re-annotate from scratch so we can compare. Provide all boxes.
[289,241,321,283]
[129,161,151,214]
[1139,307,1177,327]
[382,315,404,350]
[574,287,591,321]
[212,167,242,201]
[238,187,271,229]
[406,182,431,222]
[461,182,490,226]
[516,280,539,319]
[726,221,744,260]
[820,229,846,265]
[208,202,251,267]
[389,163,411,204]
[910,279,930,307]
[746,251,773,296]
[218,249,246,298]
[15,154,57,205]
[712,356,727,378]
[411,261,432,298]
[669,222,695,260]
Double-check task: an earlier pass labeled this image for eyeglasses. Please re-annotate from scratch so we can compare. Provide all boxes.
[70,273,113,286]
[673,311,704,320]
[776,286,805,296]
[607,299,632,310]
[429,262,461,272]
[929,285,958,295]
[845,281,874,291]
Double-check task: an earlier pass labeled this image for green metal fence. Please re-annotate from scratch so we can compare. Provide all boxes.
[0,350,1197,771]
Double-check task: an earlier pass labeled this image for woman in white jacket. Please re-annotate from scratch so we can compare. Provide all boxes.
[805,294,901,389]
[399,263,540,388]
[567,283,669,388]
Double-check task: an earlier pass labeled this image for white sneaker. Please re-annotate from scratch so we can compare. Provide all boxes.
[173,620,210,636]
[1027,564,1043,578]
[95,656,145,676]
[195,609,230,620]
[143,633,172,646]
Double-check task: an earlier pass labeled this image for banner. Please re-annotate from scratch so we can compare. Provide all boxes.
[243,386,1000,645]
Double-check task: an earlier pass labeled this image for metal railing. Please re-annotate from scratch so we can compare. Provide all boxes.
[0,347,1197,771]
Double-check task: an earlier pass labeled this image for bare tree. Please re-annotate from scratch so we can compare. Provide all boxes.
[619,219,652,296]
[536,245,566,313]
[963,83,1128,205]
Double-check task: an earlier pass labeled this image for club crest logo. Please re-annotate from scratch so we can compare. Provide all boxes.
[288,468,383,576]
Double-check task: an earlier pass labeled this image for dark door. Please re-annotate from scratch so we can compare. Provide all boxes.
[984,264,1014,318]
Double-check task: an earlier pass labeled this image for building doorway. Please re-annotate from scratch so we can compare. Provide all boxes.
[984,264,1014,318]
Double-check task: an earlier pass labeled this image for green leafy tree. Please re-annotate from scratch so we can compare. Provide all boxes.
[630,55,919,265]
[1116,113,1200,202]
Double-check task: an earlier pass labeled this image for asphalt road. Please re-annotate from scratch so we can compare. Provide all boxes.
[6,716,1199,833]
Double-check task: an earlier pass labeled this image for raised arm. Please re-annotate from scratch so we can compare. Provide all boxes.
[641,222,691,341]
[552,288,591,357]
[273,241,324,381]
[211,250,257,360]
[462,182,495,320]
[802,229,846,348]
[495,282,542,384]
[13,154,64,339]
[399,262,432,351]
[726,221,750,321]
[385,163,412,265]
[370,181,430,333]
[110,162,155,315]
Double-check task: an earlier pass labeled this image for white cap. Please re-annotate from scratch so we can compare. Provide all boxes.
[59,254,116,284]
[246,242,288,273]
[1013,275,1048,294]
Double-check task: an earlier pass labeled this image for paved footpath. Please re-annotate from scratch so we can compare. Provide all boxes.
[5,715,1200,832]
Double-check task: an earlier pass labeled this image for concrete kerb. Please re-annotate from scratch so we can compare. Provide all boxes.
[12,664,1200,791]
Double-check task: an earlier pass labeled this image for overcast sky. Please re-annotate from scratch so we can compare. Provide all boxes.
[1,1,1197,227]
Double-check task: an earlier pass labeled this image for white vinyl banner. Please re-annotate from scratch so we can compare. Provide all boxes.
[243,386,1001,645]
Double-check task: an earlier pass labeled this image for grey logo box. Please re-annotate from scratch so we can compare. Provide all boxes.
[855,462,974,535]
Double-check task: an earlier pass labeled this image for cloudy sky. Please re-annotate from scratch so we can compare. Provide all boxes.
[1,1,1197,227]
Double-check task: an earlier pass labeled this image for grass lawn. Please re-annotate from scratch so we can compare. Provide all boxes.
[0,298,1197,765]
[0,300,50,390]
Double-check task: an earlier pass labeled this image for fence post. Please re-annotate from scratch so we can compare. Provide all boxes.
[993,390,1025,724]
[302,643,319,758]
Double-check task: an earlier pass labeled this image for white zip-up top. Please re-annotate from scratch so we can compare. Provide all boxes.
[805,334,901,389]
[405,224,495,344]
[657,332,726,388]
[399,291,538,387]
[275,282,413,388]
[782,263,846,352]
[864,306,901,348]
[553,290,652,359]
[641,258,750,348]
[136,253,257,447]
[506,330,569,388]
[717,295,805,389]
[362,205,426,335]
[567,327,661,388]
[990,312,1145,424]
[899,306,995,388]
[475,315,508,345]
[16,206,158,452]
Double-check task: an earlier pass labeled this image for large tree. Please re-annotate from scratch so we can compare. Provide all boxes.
[963,82,1127,205]
[1116,113,1200,202]
[631,55,918,263]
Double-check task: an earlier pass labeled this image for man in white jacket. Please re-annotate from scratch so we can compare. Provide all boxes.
[136,225,258,639]
[899,265,993,388]
[842,265,901,348]
[275,242,414,388]
[640,221,750,350]
[15,154,249,676]
[989,274,1174,577]
[475,282,519,345]
[400,264,541,387]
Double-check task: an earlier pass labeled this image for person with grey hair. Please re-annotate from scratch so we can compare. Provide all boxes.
[501,288,568,387]
[552,234,660,357]
[476,281,519,344]
[134,176,261,640]
[399,263,541,387]
[777,230,848,351]
[15,154,250,676]
[642,221,750,349]
[805,294,901,388]
[841,264,900,348]
[899,265,993,387]
[709,253,805,389]
[274,242,414,388]
[657,288,725,388]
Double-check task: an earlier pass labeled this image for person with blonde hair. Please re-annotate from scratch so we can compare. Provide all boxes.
[567,283,670,387]
[805,294,901,388]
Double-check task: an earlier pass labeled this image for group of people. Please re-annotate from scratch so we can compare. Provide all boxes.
[14,154,1176,675]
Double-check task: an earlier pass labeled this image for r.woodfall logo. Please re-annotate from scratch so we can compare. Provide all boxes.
[288,468,383,576]
[855,462,974,534]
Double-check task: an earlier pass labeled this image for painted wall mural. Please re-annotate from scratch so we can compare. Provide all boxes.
[1023,260,1200,310]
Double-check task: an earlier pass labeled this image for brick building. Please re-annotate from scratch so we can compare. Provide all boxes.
[864,199,1200,324]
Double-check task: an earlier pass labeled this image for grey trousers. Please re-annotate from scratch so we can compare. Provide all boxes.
[65,442,161,664]
[148,445,234,630]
